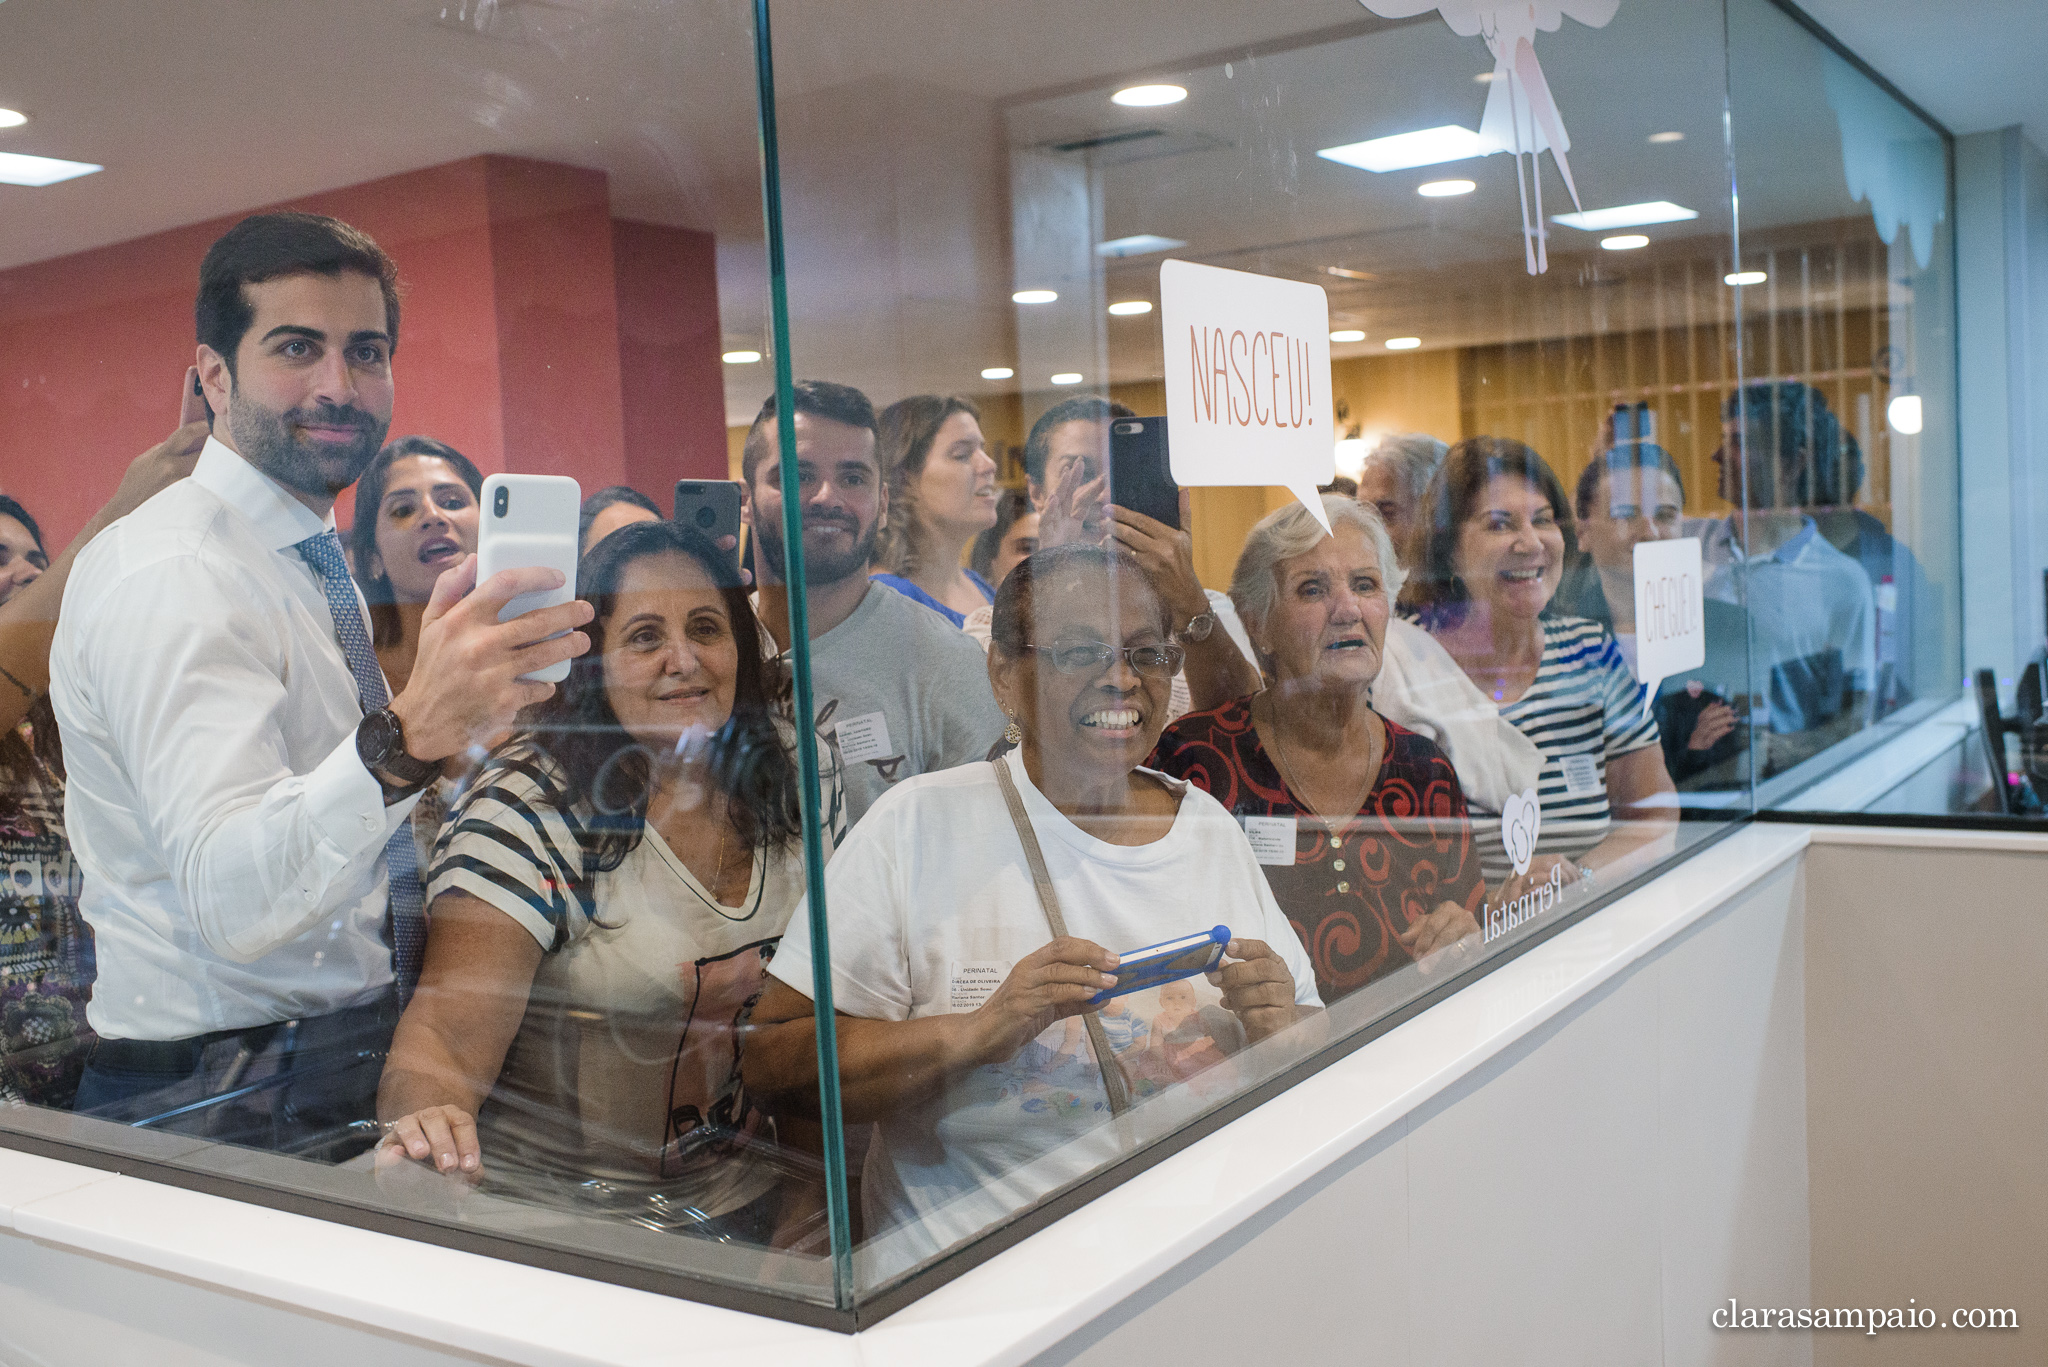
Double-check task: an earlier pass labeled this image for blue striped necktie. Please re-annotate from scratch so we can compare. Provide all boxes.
[295,529,427,1004]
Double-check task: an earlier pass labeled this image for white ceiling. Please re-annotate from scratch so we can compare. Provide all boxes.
[1795,0,2048,148]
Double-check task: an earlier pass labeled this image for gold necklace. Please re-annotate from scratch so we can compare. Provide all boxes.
[1258,693,1383,833]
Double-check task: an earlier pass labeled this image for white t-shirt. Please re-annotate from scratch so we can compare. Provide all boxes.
[769,755,1319,1278]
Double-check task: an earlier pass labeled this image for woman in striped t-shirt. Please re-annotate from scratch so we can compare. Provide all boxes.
[1403,438,1677,889]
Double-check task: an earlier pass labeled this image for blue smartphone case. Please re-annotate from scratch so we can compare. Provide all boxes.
[1090,925,1231,1006]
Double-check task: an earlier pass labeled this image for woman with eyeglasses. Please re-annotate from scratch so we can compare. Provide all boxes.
[1150,496,1484,1005]
[746,544,1316,1276]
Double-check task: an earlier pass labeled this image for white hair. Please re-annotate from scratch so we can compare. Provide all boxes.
[1361,432,1449,507]
[1229,494,1405,647]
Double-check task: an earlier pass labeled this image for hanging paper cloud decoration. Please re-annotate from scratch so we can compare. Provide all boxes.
[1821,50,1943,271]
[1357,0,1621,274]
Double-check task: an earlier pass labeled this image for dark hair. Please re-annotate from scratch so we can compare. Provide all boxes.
[1023,397,1134,488]
[579,485,663,552]
[196,213,401,376]
[0,495,45,557]
[347,437,484,651]
[1723,381,1864,507]
[874,394,982,576]
[990,543,1168,658]
[740,380,878,487]
[1401,436,1577,629]
[1574,442,1687,520]
[526,519,800,880]
[0,495,59,779]
[970,487,1036,583]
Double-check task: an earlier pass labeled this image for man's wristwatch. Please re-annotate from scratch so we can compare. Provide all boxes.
[357,707,437,798]
[1176,609,1217,643]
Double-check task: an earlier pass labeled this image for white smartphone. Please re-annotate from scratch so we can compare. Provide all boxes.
[476,473,582,684]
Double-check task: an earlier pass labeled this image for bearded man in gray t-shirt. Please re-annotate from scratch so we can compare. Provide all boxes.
[741,381,1004,827]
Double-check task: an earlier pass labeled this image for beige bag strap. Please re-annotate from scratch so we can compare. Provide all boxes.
[992,756,1132,1118]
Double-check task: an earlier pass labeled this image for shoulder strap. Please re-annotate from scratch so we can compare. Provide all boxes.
[992,757,1131,1118]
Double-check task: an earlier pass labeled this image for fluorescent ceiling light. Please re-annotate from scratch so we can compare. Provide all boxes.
[1418,179,1475,197]
[1107,300,1153,316]
[1648,130,1685,144]
[0,152,101,187]
[1012,289,1058,304]
[1552,201,1698,231]
[1886,394,1922,435]
[1384,337,1421,350]
[1318,125,1488,174]
[1112,84,1187,107]
[1330,329,1366,343]
[980,367,1015,380]
[0,109,27,129]
[1096,233,1185,258]
[1601,234,1650,250]
[1725,270,1767,286]
[1050,372,1084,385]
[721,350,761,364]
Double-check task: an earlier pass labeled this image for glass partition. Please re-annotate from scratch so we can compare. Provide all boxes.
[0,0,1976,1330]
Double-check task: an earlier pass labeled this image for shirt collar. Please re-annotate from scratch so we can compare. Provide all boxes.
[191,435,334,552]
[1718,512,1819,565]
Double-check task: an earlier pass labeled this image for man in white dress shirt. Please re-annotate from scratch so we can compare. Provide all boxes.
[49,213,594,1147]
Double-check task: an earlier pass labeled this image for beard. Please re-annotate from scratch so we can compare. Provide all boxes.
[752,508,878,587]
[227,392,389,501]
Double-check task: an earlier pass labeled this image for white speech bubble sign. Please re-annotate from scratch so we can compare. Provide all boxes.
[1632,535,1707,716]
[1159,258,1335,532]
[1500,785,1540,878]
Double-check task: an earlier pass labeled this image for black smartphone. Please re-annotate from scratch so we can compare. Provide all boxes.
[1107,416,1180,530]
[674,479,744,573]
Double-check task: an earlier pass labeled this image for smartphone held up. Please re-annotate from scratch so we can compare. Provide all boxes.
[477,473,582,684]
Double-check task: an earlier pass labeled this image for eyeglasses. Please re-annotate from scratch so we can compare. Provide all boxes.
[1021,640,1186,678]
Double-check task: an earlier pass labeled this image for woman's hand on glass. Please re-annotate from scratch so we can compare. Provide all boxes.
[964,936,1120,1065]
[1401,899,1481,975]
[1036,457,1109,549]
[376,1103,483,1179]
[1212,938,1301,1043]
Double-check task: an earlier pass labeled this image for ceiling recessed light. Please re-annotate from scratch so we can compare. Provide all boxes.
[1330,329,1367,343]
[1050,372,1084,385]
[721,350,761,364]
[1552,201,1699,231]
[0,152,101,187]
[1648,130,1685,144]
[1012,289,1058,304]
[1725,270,1767,286]
[1601,234,1650,250]
[1318,125,1488,174]
[1325,265,1377,282]
[1473,72,1496,84]
[1108,300,1153,316]
[0,109,27,129]
[1096,233,1186,258]
[1384,337,1421,350]
[1112,84,1186,108]
[981,367,1015,380]
[1418,179,1476,197]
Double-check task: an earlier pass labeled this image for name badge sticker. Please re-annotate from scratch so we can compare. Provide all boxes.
[1561,753,1601,796]
[834,711,894,765]
[948,960,1010,1012]
[1242,815,1298,866]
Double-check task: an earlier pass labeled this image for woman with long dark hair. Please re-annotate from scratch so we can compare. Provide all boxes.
[375,520,835,1245]
[347,436,485,696]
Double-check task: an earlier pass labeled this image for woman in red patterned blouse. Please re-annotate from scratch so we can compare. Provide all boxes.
[1150,496,1483,1002]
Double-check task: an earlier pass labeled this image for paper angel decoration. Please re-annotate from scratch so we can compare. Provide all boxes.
[1360,0,1620,273]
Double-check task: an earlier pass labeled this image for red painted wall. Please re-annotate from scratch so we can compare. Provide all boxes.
[613,219,729,491]
[0,155,720,549]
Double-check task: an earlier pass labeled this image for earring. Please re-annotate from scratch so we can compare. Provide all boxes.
[1002,710,1022,745]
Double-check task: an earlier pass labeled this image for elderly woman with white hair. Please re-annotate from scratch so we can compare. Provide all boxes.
[1356,432,1448,552]
[1149,495,1482,1004]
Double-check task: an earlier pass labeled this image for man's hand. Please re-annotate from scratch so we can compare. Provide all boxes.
[1399,898,1481,976]
[388,557,594,761]
[1687,700,1737,751]
[1213,937,1301,1043]
[1109,500,1208,634]
[1037,457,1109,549]
[963,936,1119,1066]
[376,1103,482,1179]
